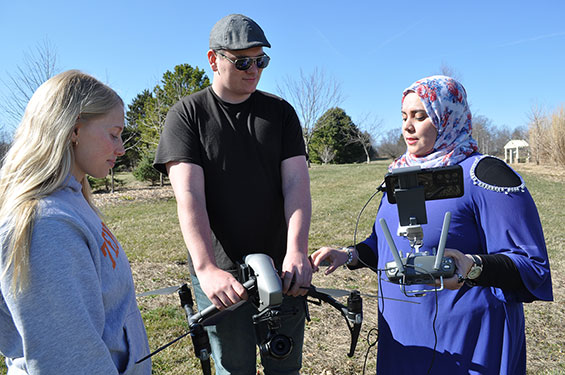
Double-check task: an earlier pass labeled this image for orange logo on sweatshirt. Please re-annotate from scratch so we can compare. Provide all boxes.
[100,222,120,269]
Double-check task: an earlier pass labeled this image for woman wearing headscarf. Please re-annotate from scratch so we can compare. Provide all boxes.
[311,76,553,374]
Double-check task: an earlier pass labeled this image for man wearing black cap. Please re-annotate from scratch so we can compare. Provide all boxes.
[154,14,311,374]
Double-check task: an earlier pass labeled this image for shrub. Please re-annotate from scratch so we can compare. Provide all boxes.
[133,151,161,185]
[87,174,125,192]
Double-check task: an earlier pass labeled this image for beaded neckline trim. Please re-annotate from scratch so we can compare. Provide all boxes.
[470,155,526,194]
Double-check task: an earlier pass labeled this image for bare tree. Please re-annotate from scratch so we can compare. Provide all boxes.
[511,125,528,140]
[527,104,549,165]
[345,113,383,163]
[277,68,344,166]
[549,105,565,166]
[437,63,463,81]
[319,145,336,165]
[473,114,518,157]
[472,115,495,155]
[526,104,565,166]
[377,129,406,160]
[0,39,59,131]
[0,129,11,164]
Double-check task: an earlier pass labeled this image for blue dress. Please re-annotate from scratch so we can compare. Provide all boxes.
[362,154,553,374]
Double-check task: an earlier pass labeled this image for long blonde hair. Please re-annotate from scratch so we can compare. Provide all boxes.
[0,70,123,292]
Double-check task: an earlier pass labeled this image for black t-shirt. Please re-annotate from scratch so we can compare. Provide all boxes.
[154,87,306,274]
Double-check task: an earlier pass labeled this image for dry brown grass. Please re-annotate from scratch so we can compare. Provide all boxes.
[127,163,565,375]
[105,164,565,374]
[1,164,562,375]
[512,162,565,183]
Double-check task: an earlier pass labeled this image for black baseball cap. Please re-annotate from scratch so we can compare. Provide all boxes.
[209,14,271,51]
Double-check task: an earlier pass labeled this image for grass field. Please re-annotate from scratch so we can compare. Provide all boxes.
[1,161,563,374]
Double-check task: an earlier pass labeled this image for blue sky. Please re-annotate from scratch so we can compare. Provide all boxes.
[1,0,564,137]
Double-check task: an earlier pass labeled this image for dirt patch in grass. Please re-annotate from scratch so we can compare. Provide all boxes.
[92,184,175,206]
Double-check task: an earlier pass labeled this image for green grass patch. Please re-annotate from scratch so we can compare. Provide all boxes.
[102,199,186,263]
[518,171,565,259]
[1,162,563,375]
[309,161,389,250]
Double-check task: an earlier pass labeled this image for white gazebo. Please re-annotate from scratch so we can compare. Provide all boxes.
[504,140,529,163]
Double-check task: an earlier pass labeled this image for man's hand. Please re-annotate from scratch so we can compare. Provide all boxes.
[281,251,312,296]
[168,162,246,308]
[198,267,248,310]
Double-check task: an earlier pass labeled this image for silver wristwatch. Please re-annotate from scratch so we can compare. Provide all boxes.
[343,247,354,266]
[465,254,483,286]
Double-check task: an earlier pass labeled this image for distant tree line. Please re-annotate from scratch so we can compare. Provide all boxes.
[1,42,563,182]
[374,114,529,161]
[125,67,377,181]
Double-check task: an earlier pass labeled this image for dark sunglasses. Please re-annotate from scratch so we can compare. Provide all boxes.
[216,51,270,71]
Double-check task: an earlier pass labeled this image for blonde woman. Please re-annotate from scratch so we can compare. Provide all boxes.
[0,70,151,374]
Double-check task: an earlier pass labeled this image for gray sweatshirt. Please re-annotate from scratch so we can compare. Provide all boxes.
[0,176,151,374]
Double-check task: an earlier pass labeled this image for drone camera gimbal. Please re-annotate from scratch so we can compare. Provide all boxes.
[239,253,295,360]
[136,253,363,374]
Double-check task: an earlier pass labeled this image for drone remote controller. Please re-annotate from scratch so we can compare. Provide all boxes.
[380,211,455,286]
[379,165,463,296]
[385,254,455,284]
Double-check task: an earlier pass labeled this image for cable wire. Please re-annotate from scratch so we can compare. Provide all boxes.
[426,286,440,375]
[352,181,385,272]
[351,179,442,374]
[362,328,379,375]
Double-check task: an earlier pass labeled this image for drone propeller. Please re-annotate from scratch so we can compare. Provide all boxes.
[137,284,419,304]
[315,287,376,299]
[136,285,183,298]
[313,287,420,304]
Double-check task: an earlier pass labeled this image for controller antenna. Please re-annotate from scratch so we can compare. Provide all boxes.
[433,212,451,270]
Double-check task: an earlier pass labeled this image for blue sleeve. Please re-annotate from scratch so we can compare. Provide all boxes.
[471,184,553,302]
[360,223,378,257]
[359,197,384,269]
[2,216,120,374]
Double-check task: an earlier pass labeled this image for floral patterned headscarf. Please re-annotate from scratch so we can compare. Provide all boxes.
[389,75,478,170]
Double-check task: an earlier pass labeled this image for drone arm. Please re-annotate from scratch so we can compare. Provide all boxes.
[348,321,362,358]
[134,283,203,366]
[306,286,363,357]
[179,284,195,317]
[188,278,257,325]
[345,291,362,357]
[178,284,212,375]
[307,287,345,311]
